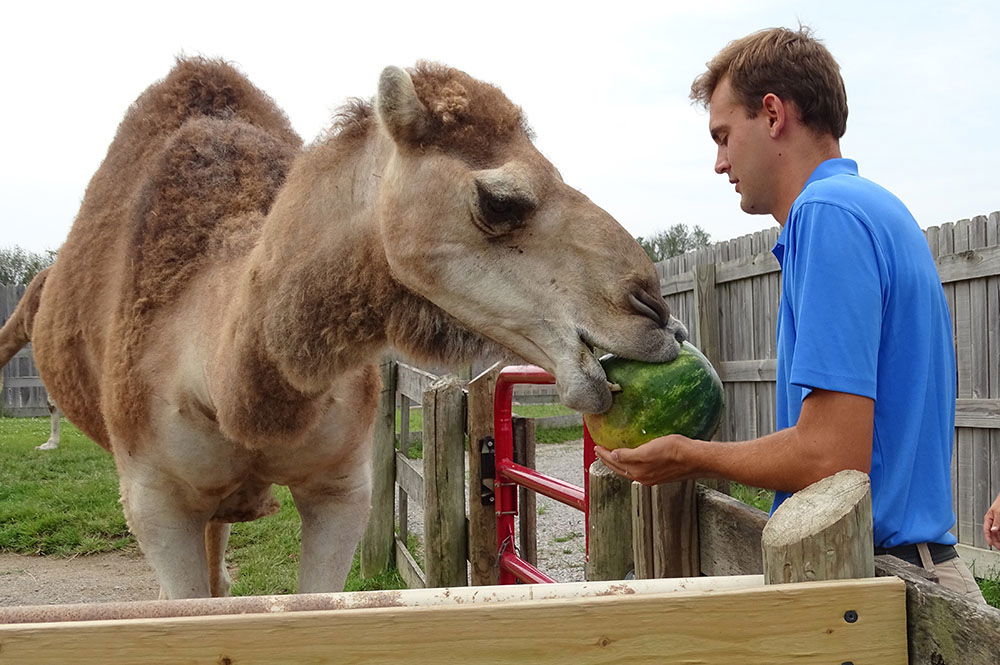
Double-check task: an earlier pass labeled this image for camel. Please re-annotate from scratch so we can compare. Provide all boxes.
[8,58,685,599]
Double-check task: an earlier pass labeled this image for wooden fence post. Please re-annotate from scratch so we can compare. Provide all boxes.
[360,359,397,577]
[513,416,537,566]
[423,376,468,587]
[587,460,633,581]
[762,469,874,584]
[466,364,502,586]
[693,263,729,496]
[632,480,700,578]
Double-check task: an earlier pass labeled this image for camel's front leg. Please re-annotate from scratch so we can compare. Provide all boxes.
[205,522,233,597]
[118,468,214,599]
[290,468,372,593]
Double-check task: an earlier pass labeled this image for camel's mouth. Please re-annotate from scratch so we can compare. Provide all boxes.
[553,337,613,415]
[552,326,680,415]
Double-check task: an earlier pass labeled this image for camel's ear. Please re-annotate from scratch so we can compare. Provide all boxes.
[376,66,429,146]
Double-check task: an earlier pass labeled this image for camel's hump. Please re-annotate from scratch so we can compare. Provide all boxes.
[125,56,302,150]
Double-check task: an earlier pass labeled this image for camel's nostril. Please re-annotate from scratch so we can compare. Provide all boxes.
[628,289,669,328]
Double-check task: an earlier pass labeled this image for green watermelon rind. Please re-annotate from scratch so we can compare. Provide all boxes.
[584,342,725,450]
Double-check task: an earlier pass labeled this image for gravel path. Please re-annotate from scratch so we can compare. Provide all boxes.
[404,439,588,583]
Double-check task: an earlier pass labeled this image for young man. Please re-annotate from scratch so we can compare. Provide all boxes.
[596,26,984,601]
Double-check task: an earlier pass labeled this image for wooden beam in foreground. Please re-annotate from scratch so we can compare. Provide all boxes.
[0,577,905,665]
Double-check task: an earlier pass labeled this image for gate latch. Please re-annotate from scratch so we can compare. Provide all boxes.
[479,436,495,506]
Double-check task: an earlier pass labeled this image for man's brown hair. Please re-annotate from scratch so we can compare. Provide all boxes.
[690,26,848,139]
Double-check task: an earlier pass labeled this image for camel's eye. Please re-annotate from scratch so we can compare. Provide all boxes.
[475,181,534,234]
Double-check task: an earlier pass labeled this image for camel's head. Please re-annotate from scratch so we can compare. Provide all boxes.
[374,63,686,414]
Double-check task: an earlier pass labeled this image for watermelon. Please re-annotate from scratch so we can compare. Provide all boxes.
[584,342,724,450]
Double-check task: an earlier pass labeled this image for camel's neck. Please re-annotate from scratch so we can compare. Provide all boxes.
[220,129,494,413]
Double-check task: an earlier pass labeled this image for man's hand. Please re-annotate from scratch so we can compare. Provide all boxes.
[593,388,872,493]
[594,434,700,486]
[984,494,1000,550]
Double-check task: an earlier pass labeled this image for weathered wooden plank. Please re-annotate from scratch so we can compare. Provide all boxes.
[422,376,467,588]
[395,451,423,506]
[988,213,1000,528]
[651,480,699,578]
[660,270,694,297]
[953,220,977,545]
[1,376,45,388]
[697,484,767,576]
[0,578,907,665]
[936,243,1000,283]
[631,482,654,579]
[969,218,993,549]
[693,263,721,366]
[513,416,537,566]
[465,363,501,586]
[875,555,1000,665]
[394,537,426,589]
[719,359,777,382]
[360,359,397,577]
[396,363,440,404]
[938,222,958,540]
[398,395,411,539]
[714,249,781,284]
[954,399,1000,428]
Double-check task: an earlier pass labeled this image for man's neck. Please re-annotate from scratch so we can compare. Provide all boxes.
[773,138,842,226]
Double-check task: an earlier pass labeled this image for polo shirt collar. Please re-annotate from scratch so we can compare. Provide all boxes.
[804,157,858,187]
[772,158,859,264]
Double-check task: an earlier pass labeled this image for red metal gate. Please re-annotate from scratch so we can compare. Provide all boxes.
[492,365,596,584]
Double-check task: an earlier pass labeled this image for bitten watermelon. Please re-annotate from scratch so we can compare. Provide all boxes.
[584,342,724,450]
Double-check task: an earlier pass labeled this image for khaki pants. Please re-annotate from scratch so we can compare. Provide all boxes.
[916,543,987,604]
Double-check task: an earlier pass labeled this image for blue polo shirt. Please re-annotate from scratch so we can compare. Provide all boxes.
[771,158,956,548]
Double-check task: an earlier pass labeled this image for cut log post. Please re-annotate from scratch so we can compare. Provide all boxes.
[762,469,874,584]
[423,376,468,588]
[631,482,654,579]
[631,480,700,579]
[587,460,633,581]
[651,480,700,578]
[360,359,397,577]
[466,364,502,586]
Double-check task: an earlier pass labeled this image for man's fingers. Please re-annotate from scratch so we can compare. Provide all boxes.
[594,447,629,477]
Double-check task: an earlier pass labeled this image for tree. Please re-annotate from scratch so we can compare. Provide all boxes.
[0,246,57,285]
[635,223,711,262]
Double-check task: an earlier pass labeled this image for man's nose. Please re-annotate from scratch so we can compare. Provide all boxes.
[714,148,729,175]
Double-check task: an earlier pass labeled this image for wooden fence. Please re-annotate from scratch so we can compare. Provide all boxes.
[656,211,1000,560]
[0,284,48,416]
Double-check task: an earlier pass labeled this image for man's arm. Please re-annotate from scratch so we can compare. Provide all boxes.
[594,388,873,492]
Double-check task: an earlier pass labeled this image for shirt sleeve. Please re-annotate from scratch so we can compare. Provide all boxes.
[785,201,885,400]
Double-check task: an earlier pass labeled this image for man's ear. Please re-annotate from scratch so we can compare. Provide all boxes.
[762,93,787,138]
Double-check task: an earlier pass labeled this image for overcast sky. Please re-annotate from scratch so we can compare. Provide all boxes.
[2,0,996,253]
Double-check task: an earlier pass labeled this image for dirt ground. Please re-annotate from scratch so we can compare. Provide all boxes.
[0,550,159,607]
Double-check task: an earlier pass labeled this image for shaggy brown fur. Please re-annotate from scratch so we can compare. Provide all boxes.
[328,61,532,165]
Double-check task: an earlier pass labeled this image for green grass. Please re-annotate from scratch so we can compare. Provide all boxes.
[730,483,775,514]
[0,417,132,555]
[0,417,405,595]
[395,402,582,458]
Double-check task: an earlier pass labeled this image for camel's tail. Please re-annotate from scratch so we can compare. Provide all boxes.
[0,267,50,368]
